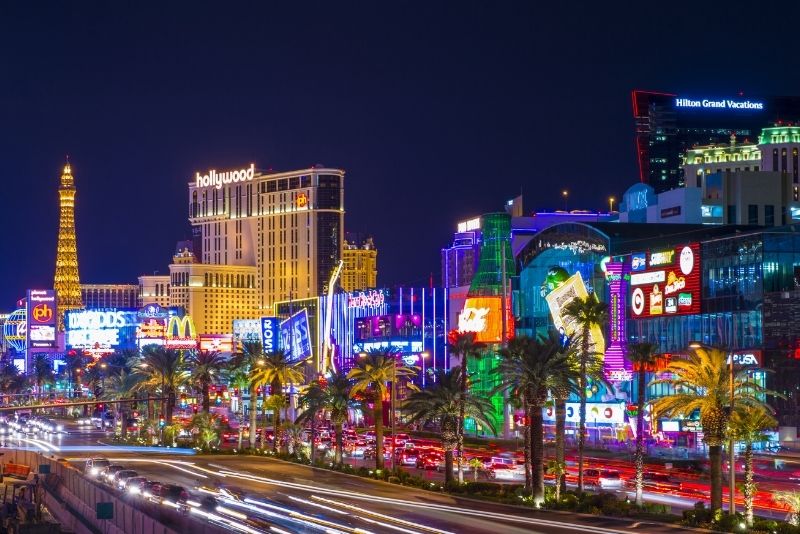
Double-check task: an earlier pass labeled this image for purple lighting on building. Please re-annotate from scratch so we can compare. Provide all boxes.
[604,261,631,381]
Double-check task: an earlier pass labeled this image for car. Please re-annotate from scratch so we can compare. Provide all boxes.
[598,470,623,489]
[85,458,111,478]
[393,433,410,446]
[141,480,162,499]
[115,470,140,489]
[123,476,149,495]
[633,471,680,492]
[153,484,190,510]
[364,430,377,443]
[101,465,126,483]
[399,450,419,467]
[487,463,524,481]
[349,440,368,457]
[416,452,443,470]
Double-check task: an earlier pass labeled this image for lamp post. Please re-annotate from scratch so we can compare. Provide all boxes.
[609,196,615,213]
[562,190,568,211]
[420,351,430,387]
[690,341,735,515]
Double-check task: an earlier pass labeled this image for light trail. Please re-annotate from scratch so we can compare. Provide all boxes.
[309,495,451,534]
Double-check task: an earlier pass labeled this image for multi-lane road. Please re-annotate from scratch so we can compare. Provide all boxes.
[0,419,778,534]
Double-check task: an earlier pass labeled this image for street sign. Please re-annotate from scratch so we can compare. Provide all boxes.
[38,464,50,474]
[96,502,113,520]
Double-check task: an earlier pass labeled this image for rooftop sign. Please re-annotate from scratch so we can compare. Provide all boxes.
[675,98,764,111]
[195,163,255,189]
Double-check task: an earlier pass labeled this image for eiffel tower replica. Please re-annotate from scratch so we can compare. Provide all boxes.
[54,161,83,330]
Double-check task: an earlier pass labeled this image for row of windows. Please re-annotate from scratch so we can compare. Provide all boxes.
[202,272,255,288]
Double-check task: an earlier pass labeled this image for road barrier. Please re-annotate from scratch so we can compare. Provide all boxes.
[1,450,223,534]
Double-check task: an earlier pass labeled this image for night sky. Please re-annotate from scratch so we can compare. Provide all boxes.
[3,2,800,306]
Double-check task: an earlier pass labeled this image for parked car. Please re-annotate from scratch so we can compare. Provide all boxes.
[85,458,111,478]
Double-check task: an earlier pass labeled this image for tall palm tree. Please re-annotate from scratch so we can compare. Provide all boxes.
[132,346,188,425]
[0,362,24,397]
[405,367,496,485]
[312,370,355,465]
[187,350,227,413]
[348,348,415,470]
[234,340,264,449]
[296,380,326,463]
[31,354,54,401]
[104,369,139,439]
[562,294,608,492]
[627,342,660,506]
[447,330,481,483]
[65,350,90,398]
[225,363,251,450]
[496,332,575,505]
[729,405,777,526]
[650,346,776,514]
[251,349,305,452]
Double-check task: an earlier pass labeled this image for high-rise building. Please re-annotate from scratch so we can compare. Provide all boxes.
[81,284,140,309]
[340,237,377,291]
[167,245,259,335]
[138,275,171,307]
[188,164,344,314]
[632,90,800,192]
[54,162,83,329]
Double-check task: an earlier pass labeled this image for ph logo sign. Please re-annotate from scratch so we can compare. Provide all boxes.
[32,303,54,323]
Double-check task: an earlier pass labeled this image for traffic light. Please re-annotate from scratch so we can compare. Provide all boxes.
[192,405,199,414]
[179,393,187,408]
[159,416,165,427]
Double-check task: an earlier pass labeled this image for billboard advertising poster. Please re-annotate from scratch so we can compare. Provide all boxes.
[544,271,606,355]
[629,243,701,318]
[543,402,625,424]
[261,317,280,352]
[199,334,233,353]
[457,296,514,343]
[280,309,312,362]
[234,319,261,349]
[27,289,57,349]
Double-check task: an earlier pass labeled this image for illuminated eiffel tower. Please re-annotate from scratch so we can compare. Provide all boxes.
[54,161,83,330]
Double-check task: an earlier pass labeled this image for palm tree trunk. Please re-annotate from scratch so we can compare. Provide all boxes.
[166,387,175,425]
[744,442,754,526]
[577,324,589,493]
[335,420,344,465]
[530,401,545,505]
[555,395,566,496]
[120,409,127,439]
[635,367,646,506]
[249,387,258,448]
[457,361,467,484]
[310,410,316,463]
[202,381,210,413]
[375,394,385,470]
[444,449,454,485]
[522,397,532,492]
[709,444,723,513]
[272,379,282,453]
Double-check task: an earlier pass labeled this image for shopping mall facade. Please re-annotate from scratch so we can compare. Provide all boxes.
[513,218,800,446]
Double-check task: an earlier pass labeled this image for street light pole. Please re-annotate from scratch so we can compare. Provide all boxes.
[391,356,396,472]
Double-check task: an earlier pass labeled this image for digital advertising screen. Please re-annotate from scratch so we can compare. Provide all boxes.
[629,243,701,319]
[280,309,312,362]
[27,289,57,349]
[457,296,514,343]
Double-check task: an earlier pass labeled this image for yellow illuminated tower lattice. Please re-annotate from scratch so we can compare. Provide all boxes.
[54,162,83,330]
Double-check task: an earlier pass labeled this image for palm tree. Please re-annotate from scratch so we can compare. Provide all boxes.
[650,346,776,514]
[0,362,24,397]
[496,332,575,505]
[250,349,305,453]
[547,459,567,502]
[298,370,353,465]
[729,405,777,526]
[104,369,139,439]
[31,354,54,401]
[447,330,481,483]
[132,346,188,425]
[296,380,326,463]
[405,367,496,485]
[627,342,660,506]
[225,364,251,450]
[774,491,800,526]
[234,340,264,449]
[562,294,608,492]
[348,348,416,471]
[187,350,227,413]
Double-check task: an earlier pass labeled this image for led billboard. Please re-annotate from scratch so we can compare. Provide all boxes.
[629,243,701,318]
[544,271,605,355]
[280,309,312,362]
[27,289,57,349]
[457,296,514,343]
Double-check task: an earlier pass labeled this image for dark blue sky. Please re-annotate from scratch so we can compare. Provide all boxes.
[2,2,799,305]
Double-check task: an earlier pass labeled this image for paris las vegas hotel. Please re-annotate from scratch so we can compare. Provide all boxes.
[138,163,346,333]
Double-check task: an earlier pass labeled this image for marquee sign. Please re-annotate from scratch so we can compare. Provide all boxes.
[347,289,385,309]
[27,289,56,349]
[629,243,701,318]
[194,163,255,190]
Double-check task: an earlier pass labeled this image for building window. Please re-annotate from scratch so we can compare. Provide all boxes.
[727,205,737,223]
[748,204,758,225]
[773,148,779,170]
[782,148,788,173]
[794,148,798,183]
[765,205,775,226]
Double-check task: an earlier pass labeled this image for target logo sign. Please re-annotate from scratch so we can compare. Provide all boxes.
[631,288,645,316]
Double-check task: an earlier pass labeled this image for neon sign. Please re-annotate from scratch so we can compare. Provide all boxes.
[194,163,255,190]
[675,98,764,110]
[604,262,630,380]
[457,217,481,233]
[348,289,385,309]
